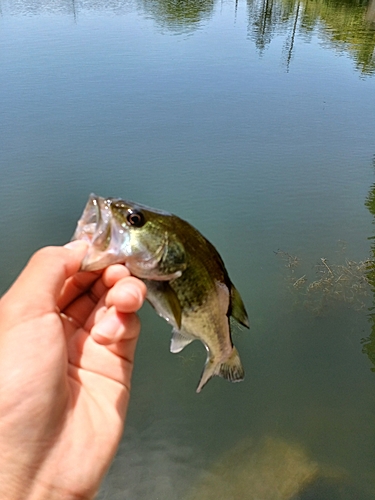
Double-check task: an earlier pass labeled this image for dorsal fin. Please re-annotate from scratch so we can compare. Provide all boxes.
[230,285,250,328]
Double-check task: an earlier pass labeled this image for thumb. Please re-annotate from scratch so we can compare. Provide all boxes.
[0,242,88,329]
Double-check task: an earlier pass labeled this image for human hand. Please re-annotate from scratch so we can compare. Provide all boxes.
[0,242,146,500]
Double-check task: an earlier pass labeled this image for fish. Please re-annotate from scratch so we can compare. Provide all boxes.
[72,193,249,393]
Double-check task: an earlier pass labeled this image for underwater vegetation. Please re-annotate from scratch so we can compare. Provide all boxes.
[185,437,318,500]
[184,436,372,500]
[275,247,372,315]
[276,243,375,374]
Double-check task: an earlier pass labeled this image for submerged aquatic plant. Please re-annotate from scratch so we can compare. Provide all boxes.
[275,248,372,315]
[277,246,375,380]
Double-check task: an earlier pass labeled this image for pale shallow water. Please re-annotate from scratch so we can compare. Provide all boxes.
[1,0,375,498]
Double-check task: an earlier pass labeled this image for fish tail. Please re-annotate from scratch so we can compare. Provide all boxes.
[218,347,245,383]
[196,347,244,393]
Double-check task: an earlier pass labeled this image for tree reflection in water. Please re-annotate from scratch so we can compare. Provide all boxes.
[1,0,374,73]
[139,0,215,32]
[362,159,375,372]
[247,0,375,74]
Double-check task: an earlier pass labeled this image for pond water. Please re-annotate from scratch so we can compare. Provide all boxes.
[1,0,375,498]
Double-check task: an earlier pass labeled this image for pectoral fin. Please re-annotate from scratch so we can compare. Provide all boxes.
[230,285,250,328]
[144,280,182,328]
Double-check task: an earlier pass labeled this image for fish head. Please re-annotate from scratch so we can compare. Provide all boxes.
[73,193,187,280]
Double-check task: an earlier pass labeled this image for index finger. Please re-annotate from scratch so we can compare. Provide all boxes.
[58,265,133,329]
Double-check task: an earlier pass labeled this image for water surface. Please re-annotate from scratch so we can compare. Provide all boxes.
[1,0,375,498]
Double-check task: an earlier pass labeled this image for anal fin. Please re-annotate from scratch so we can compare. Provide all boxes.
[170,328,194,353]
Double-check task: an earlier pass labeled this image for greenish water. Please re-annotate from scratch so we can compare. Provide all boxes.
[1,0,375,498]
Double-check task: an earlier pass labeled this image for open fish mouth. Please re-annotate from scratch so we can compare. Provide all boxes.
[72,193,127,271]
[73,194,110,247]
[73,193,111,247]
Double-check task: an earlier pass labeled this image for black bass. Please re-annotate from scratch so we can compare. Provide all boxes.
[73,194,249,393]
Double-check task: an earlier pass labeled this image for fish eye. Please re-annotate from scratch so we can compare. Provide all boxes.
[126,210,145,228]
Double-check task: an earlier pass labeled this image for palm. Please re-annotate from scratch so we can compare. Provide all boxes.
[0,246,145,499]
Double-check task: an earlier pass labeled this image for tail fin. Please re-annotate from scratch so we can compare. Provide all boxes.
[196,347,245,393]
[218,347,245,382]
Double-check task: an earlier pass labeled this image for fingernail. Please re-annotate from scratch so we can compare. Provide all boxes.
[126,286,144,304]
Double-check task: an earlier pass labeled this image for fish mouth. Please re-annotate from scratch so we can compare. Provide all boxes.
[73,194,111,246]
[72,193,126,271]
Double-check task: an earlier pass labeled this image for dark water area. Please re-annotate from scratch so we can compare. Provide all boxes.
[1,0,375,498]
